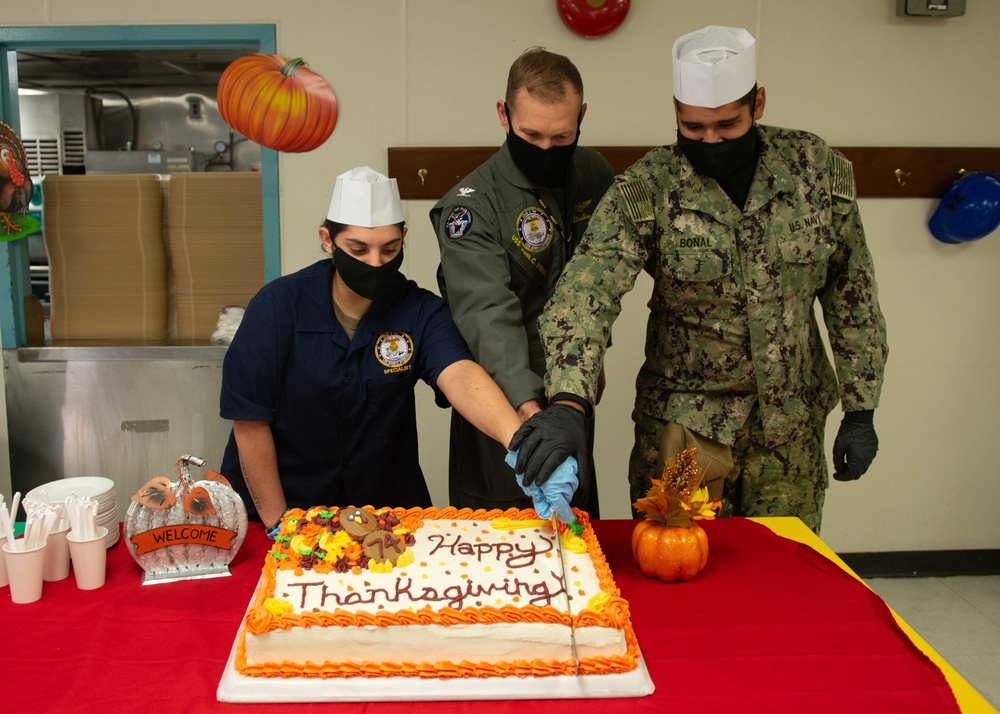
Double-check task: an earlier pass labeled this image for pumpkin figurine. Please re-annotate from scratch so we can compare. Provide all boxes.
[217,53,338,153]
[631,448,721,582]
[125,454,248,583]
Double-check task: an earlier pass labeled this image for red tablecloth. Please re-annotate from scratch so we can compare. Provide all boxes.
[3,518,960,713]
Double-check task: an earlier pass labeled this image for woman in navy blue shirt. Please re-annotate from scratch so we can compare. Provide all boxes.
[220,167,526,530]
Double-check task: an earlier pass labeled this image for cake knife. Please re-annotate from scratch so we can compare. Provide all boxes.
[551,515,580,675]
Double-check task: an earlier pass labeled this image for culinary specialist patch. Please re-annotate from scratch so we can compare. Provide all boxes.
[374,332,414,370]
[517,208,551,251]
[445,207,473,239]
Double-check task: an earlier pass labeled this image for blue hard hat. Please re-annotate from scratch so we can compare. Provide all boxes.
[929,172,1000,244]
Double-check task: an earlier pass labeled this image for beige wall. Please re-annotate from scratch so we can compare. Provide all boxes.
[8,0,1000,552]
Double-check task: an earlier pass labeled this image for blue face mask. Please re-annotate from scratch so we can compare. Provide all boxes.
[333,246,403,301]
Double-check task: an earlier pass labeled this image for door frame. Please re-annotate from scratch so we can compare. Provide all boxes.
[0,24,279,347]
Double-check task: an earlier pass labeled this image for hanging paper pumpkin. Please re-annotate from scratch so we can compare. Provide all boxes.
[217,53,338,153]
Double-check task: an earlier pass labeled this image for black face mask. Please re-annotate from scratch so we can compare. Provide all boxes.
[333,245,403,301]
[504,102,580,188]
[676,124,759,182]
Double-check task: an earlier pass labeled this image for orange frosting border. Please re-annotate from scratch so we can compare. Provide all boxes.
[235,506,640,679]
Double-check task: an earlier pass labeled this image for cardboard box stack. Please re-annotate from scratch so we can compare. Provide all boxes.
[43,174,169,343]
[166,173,264,342]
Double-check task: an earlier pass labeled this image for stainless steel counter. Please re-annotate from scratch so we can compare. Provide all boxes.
[16,345,227,362]
[3,346,233,517]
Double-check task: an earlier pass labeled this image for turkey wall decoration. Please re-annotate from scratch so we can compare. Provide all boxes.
[0,121,40,241]
[217,54,338,153]
[125,454,248,584]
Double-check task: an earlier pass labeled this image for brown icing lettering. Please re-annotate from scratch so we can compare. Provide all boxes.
[296,572,567,611]
[363,530,405,564]
[425,533,554,568]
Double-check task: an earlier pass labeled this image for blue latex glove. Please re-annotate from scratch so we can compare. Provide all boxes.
[505,450,578,524]
[265,510,290,541]
[265,520,282,540]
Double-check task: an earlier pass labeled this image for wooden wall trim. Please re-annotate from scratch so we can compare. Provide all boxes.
[388,146,1000,200]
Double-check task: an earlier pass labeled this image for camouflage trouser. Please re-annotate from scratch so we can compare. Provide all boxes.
[628,405,829,533]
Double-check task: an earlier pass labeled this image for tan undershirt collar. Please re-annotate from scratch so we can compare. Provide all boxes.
[332,294,362,341]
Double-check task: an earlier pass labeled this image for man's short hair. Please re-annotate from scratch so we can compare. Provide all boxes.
[737,84,758,108]
[505,47,584,108]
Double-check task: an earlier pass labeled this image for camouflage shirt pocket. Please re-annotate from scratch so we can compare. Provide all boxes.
[658,247,733,319]
[776,220,836,293]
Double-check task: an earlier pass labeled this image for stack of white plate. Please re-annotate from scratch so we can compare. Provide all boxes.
[25,477,119,549]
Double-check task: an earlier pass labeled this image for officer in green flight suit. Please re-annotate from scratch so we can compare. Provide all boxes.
[431,47,613,516]
[509,26,887,532]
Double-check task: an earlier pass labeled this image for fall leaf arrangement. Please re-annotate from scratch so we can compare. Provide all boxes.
[633,448,722,527]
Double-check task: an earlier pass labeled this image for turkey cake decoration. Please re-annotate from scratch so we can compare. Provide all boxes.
[125,454,248,584]
[0,121,40,241]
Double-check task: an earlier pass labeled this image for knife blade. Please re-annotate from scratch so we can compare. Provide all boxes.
[551,515,580,675]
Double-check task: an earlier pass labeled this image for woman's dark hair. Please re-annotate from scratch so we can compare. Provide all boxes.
[322,219,406,239]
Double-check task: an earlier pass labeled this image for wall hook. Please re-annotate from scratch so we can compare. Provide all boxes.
[894,168,911,187]
[418,168,428,186]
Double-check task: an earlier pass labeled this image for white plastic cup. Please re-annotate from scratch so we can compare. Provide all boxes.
[2,540,46,603]
[0,534,8,588]
[43,523,71,582]
[67,526,108,590]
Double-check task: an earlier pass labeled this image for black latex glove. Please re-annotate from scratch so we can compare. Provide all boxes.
[507,403,589,488]
[832,415,879,481]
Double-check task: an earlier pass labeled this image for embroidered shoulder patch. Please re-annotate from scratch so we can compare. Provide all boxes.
[445,207,473,239]
[617,178,655,223]
[830,151,856,202]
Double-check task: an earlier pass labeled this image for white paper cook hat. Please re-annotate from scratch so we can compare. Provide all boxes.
[672,25,756,108]
[326,166,404,227]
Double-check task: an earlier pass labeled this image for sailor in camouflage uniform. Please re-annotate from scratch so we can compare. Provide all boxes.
[519,26,887,532]
[431,48,613,515]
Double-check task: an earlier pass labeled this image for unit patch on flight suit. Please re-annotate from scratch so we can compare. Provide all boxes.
[516,208,551,252]
[375,332,414,374]
[573,198,594,224]
[445,207,473,239]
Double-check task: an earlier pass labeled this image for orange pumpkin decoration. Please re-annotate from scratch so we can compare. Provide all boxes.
[631,519,709,582]
[217,53,337,153]
[125,455,248,579]
[631,448,721,582]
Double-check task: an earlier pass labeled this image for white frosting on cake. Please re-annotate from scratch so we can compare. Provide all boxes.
[273,519,601,614]
[245,622,625,669]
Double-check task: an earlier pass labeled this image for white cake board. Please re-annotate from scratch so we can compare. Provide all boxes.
[216,578,655,703]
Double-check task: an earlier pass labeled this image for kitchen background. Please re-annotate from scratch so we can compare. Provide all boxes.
[0,1,998,558]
